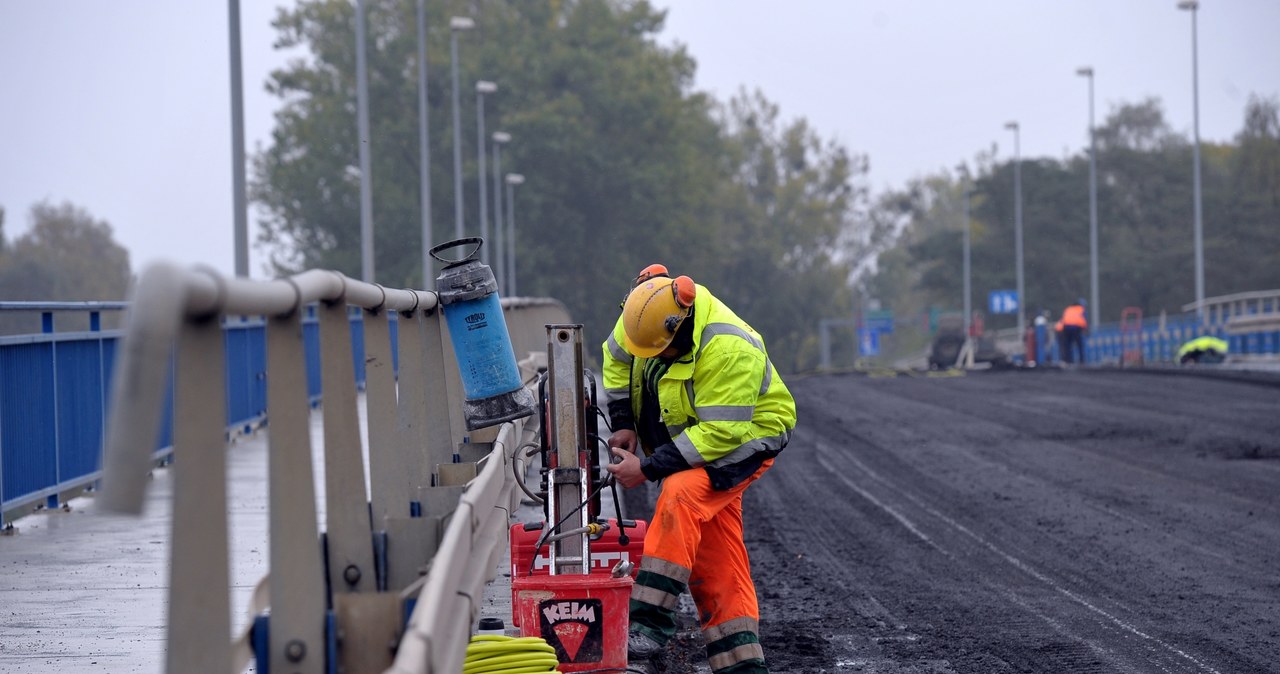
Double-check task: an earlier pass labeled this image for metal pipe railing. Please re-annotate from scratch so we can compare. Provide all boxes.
[97,261,567,674]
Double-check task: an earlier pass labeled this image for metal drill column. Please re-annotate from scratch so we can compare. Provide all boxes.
[545,324,591,575]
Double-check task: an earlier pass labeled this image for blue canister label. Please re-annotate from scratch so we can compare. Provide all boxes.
[443,293,523,400]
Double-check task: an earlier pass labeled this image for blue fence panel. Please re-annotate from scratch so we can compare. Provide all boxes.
[224,319,268,434]
[225,323,253,430]
[303,315,322,403]
[1,343,57,509]
[1092,309,1280,362]
[3,304,397,526]
[249,326,270,427]
[350,312,367,387]
[157,363,175,457]
[389,314,400,375]
[54,338,106,484]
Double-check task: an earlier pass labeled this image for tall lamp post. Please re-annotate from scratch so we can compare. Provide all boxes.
[1005,121,1025,337]
[505,173,525,297]
[228,0,248,277]
[355,0,374,282]
[1178,0,1205,321]
[414,0,435,285]
[1077,66,1100,324]
[491,131,511,292]
[475,80,497,265]
[963,188,973,342]
[449,16,475,242]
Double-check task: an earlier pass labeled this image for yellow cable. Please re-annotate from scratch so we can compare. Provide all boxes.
[463,634,562,674]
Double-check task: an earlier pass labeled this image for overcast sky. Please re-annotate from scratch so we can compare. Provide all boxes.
[1,1,1276,281]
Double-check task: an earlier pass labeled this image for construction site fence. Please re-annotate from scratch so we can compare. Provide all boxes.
[988,288,1280,365]
[5,264,569,674]
[1,302,130,529]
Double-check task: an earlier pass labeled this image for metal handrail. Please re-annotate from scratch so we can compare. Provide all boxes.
[101,263,436,516]
[1181,288,1280,315]
[98,261,568,674]
[0,301,130,311]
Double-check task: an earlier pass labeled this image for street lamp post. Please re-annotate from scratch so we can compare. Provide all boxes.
[491,131,510,293]
[228,0,248,277]
[355,0,374,282]
[1178,0,1205,320]
[449,16,475,242]
[416,0,434,284]
[1078,66,1100,324]
[1005,121,1025,337]
[963,188,973,342]
[505,173,525,297]
[475,81,497,265]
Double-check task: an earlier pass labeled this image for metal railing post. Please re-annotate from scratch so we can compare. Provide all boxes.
[46,312,61,510]
[265,309,327,674]
[166,315,232,673]
[364,308,405,527]
[419,307,458,473]
[319,298,376,595]
[383,308,441,591]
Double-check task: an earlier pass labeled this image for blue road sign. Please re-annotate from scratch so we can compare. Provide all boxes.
[989,290,1019,315]
[864,309,894,334]
[857,328,880,356]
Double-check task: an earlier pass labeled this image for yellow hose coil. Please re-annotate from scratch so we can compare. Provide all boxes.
[463,634,562,674]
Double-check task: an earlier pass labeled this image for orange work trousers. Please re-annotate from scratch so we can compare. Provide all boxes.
[630,460,772,673]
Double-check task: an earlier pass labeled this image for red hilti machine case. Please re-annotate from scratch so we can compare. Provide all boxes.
[509,517,647,626]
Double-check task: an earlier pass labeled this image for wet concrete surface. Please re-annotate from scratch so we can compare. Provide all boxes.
[0,432,271,673]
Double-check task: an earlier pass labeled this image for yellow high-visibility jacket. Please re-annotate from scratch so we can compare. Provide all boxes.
[602,284,796,489]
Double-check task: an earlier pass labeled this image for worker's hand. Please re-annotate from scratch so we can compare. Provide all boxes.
[606,447,646,488]
[607,429,638,455]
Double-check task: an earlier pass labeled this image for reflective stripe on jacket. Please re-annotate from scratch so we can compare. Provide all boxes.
[1062,304,1088,328]
[601,284,796,469]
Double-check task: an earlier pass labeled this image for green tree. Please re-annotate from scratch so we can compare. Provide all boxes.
[697,90,867,372]
[253,0,865,373]
[865,95,1280,349]
[1220,95,1280,292]
[0,201,132,332]
[254,0,724,347]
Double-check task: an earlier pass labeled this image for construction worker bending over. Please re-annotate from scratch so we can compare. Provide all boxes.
[1178,335,1229,364]
[1060,299,1089,364]
[603,264,796,674]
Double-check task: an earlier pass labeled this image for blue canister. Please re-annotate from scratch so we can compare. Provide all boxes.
[431,238,535,430]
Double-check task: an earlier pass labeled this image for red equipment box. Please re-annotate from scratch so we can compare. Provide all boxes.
[509,518,647,626]
[512,574,632,671]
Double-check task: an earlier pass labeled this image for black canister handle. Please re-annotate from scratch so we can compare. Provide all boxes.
[429,237,484,266]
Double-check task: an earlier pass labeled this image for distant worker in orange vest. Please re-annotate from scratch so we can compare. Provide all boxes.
[1060,299,1088,364]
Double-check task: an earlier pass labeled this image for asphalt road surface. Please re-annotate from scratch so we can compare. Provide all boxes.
[631,368,1280,673]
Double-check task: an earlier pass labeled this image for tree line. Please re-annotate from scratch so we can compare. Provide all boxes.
[252,0,862,373]
[863,95,1280,360]
[5,1,1275,373]
[0,202,131,334]
[254,0,1278,371]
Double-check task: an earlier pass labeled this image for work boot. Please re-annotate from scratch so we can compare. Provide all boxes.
[627,630,663,660]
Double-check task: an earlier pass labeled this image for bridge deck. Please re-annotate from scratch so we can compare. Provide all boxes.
[0,396,551,673]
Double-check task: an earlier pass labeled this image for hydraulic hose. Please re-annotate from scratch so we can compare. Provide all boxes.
[512,441,545,505]
[464,634,561,673]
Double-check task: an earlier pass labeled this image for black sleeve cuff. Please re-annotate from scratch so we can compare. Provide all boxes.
[639,443,693,482]
[607,399,635,432]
